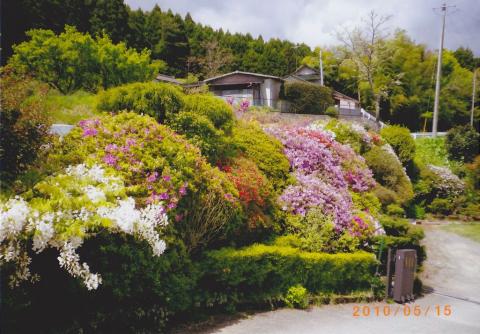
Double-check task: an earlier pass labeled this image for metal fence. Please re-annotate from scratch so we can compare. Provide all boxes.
[411,132,447,139]
[217,95,383,129]
[338,107,362,117]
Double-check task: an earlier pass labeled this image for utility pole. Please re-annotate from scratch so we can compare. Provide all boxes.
[432,3,455,136]
[432,4,446,136]
[472,68,477,126]
[319,49,324,86]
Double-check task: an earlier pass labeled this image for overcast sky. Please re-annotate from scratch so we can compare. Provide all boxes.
[125,0,480,54]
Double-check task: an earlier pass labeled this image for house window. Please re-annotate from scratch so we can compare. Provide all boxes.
[221,89,253,98]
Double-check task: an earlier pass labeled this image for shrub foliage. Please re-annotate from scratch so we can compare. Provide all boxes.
[96,82,184,123]
[0,70,51,182]
[445,125,479,163]
[201,244,377,309]
[380,125,416,165]
[282,82,333,114]
[364,146,413,205]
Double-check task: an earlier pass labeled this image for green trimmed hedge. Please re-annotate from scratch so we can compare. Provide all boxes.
[200,244,377,308]
[372,216,426,275]
[282,82,333,114]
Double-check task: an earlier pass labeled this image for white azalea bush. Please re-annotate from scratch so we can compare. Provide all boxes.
[426,165,465,197]
[0,164,169,290]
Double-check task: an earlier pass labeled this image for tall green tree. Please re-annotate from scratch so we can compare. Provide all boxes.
[9,26,161,93]
[453,47,478,71]
[1,0,130,65]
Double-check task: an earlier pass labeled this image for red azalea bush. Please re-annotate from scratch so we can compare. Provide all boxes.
[221,156,278,234]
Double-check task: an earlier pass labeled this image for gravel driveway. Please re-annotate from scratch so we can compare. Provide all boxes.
[420,224,480,303]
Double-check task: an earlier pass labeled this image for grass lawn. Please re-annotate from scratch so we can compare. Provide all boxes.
[442,223,480,243]
[45,90,100,124]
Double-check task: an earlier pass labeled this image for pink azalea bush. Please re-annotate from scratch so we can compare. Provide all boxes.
[266,124,376,233]
[279,172,353,229]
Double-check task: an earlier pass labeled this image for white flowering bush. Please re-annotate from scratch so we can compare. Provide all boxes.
[0,164,169,290]
[426,165,465,197]
[306,121,336,139]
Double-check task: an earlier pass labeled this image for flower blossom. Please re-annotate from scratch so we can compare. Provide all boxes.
[147,171,158,183]
[0,197,30,242]
[103,153,118,166]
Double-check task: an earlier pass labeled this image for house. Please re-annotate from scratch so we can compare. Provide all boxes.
[203,71,283,108]
[178,66,360,114]
[287,64,323,84]
[285,65,360,111]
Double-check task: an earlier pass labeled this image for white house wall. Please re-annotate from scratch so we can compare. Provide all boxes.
[260,79,282,107]
[339,98,356,109]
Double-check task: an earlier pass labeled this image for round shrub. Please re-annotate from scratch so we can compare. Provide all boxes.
[167,111,232,164]
[325,106,339,118]
[232,121,291,193]
[96,82,184,123]
[372,184,400,206]
[428,198,453,216]
[364,145,414,204]
[282,82,333,114]
[284,209,362,253]
[350,191,382,217]
[458,203,480,219]
[0,70,51,182]
[445,125,480,162]
[465,155,480,189]
[324,119,372,154]
[222,157,277,236]
[386,204,405,217]
[179,94,234,134]
[284,285,309,309]
[2,234,199,333]
[374,215,425,275]
[166,94,236,164]
[380,125,416,165]
[414,164,465,204]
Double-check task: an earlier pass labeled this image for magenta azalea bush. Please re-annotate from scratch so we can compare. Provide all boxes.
[48,113,241,250]
[280,172,353,229]
[266,125,376,233]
